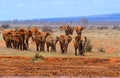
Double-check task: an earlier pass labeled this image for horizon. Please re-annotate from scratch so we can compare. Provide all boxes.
[0,0,120,21]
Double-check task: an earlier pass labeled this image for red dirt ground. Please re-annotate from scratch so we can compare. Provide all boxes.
[0,56,120,77]
[0,30,120,77]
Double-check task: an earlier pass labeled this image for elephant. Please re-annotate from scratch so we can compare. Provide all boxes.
[60,25,74,35]
[34,31,51,52]
[45,36,59,52]
[16,28,33,50]
[2,29,14,48]
[74,36,87,56]
[17,28,26,50]
[13,32,23,50]
[59,35,72,54]
[33,31,42,51]
[39,32,51,52]
[75,26,84,36]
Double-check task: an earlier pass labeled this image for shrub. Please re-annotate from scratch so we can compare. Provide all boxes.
[85,39,93,52]
[98,47,105,52]
[42,26,53,33]
[31,53,44,63]
[1,24,11,29]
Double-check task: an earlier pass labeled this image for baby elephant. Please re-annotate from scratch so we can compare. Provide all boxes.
[74,36,87,56]
[46,36,59,52]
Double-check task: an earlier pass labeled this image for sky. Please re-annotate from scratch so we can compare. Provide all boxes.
[0,0,120,21]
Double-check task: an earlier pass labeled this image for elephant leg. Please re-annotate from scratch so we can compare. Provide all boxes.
[51,45,54,52]
[7,41,10,48]
[17,43,19,50]
[79,45,83,55]
[5,41,8,48]
[64,47,67,54]
[36,44,39,52]
[6,41,9,48]
[9,40,13,48]
[15,41,17,49]
[78,48,81,55]
[81,46,85,56]
[42,43,45,52]
[60,45,63,54]
[47,45,49,52]
[24,40,28,50]
[64,45,68,54]
[40,43,43,52]
[75,47,77,56]
[40,42,43,51]
[50,46,52,52]
[40,42,44,52]
[26,40,29,49]
[14,41,16,49]
[54,45,56,52]
[19,43,22,50]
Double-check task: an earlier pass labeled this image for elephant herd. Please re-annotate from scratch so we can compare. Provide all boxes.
[2,25,87,56]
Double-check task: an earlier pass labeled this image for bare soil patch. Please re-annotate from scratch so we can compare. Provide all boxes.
[0,56,120,77]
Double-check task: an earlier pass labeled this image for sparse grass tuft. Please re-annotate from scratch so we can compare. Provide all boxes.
[98,47,105,53]
[31,53,44,63]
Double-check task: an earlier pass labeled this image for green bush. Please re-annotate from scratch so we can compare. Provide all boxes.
[85,39,93,52]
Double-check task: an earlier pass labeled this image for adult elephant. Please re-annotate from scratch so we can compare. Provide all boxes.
[75,26,84,36]
[2,29,14,48]
[17,28,26,50]
[74,36,87,56]
[17,28,32,50]
[46,36,59,52]
[60,25,74,35]
[39,31,51,52]
[13,32,23,50]
[34,31,51,52]
[59,35,72,54]
[33,31,42,51]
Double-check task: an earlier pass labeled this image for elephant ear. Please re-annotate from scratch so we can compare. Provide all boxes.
[46,32,51,36]
[81,26,84,30]
[44,32,51,39]
[67,35,72,43]
[60,25,67,30]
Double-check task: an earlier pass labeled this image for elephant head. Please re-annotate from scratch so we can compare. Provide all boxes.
[75,26,84,36]
[30,27,39,41]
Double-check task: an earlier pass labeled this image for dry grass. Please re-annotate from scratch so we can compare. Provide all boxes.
[0,29,120,59]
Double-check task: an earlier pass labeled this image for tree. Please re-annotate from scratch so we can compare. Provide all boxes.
[1,23,11,29]
[81,18,88,25]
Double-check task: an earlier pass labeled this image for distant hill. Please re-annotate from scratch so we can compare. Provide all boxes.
[33,13,120,22]
[1,13,120,25]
